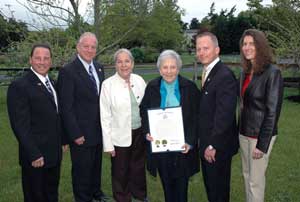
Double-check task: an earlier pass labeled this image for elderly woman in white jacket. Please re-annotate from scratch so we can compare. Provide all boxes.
[100,48,147,202]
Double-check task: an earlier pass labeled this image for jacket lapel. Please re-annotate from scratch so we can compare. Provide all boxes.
[201,61,221,91]
[94,62,104,91]
[94,62,104,82]
[74,57,99,95]
[27,70,57,108]
[244,73,260,97]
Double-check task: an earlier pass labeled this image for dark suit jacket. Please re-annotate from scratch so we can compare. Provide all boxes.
[7,70,62,168]
[198,61,239,160]
[140,75,200,178]
[57,56,104,146]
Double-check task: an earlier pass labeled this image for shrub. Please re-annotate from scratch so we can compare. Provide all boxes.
[131,47,145,63]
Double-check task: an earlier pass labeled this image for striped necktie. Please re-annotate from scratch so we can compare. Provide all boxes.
[88,65,98,95]
[45,79,54,98]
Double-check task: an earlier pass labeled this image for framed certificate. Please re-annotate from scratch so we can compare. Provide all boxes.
[147,106,185,153]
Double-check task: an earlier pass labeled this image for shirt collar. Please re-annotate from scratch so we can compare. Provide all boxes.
[30,67,49,84]
[204,57,220,73]
[77,54,93,72]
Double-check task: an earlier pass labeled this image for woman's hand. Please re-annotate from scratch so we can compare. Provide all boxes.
[107,150,116,157]
[181,143,191,154]
[252,148,264,159]
[146,133,154,142]
[62,145,69,152]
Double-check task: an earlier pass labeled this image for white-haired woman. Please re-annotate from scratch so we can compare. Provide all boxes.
[140,50,200,202]
[100,48,147,202]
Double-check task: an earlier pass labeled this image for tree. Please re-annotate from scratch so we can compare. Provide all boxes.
[16,0,153,53]
[144,0,184,51]
[99,0,183,52]
[199,3,257,54]
[0,13,28,50]
[189,18,200,29]
[98,0,152,52]
[248,0,300,69]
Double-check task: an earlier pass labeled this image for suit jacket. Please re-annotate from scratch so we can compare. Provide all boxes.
[140,75,200,178]
[7,70,62,168]
[198,61,239,160]
[57,56,104,146]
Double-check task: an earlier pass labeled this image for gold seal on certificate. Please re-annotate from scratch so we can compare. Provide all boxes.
[147,106,185,153]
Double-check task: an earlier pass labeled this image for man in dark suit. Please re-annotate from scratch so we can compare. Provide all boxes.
[196,32,238,202]
[7,43,65,202]
[57,32,106,202]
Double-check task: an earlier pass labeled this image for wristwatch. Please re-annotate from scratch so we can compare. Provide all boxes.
[208,145,214,150]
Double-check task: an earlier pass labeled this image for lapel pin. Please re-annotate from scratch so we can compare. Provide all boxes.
[207,78,210,82]
[98,68,101,72]
[37,82,42,86]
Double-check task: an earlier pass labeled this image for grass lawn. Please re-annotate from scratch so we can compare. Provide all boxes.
[0,73,300,202]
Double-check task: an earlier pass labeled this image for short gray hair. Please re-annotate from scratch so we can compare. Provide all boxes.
[113,48,134,63]
[77,32,98,45]
[157,50,182,70]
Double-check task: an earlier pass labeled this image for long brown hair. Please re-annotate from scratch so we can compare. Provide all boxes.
[239,29,273,74]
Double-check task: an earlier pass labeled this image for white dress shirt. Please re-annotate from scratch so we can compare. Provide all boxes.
[100,73,146,152]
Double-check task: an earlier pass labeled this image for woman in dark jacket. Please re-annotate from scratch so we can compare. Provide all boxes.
[239,29,284,202]
[140,50,200,202]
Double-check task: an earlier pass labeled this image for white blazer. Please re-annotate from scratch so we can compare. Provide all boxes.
[100,73,146,152]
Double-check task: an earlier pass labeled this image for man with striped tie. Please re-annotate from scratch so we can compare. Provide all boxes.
[57,32,107,202]
[7,43,66,202]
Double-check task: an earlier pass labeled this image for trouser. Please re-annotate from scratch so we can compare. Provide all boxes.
[201,156,232,202]
[158,171,189,202]
[239,135,276,202]
[70,144,103,202]
[21,164,60,202]
[111,127,147,202]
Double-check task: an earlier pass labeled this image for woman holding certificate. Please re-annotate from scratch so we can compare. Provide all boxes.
[100,49,147,202]
[140,50,200,202]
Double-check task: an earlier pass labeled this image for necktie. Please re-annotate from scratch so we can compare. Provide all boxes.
[201,68,207,87]
[88,65,98,95]
[45,79,54,98]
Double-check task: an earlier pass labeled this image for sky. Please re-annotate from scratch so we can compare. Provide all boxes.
[0,0,273,25]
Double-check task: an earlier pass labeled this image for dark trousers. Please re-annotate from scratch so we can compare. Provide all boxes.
[111,128,147,202]
[158,168,189,202]
[201,157,232,202]
[21,164,60,202]
[70,144,103,202]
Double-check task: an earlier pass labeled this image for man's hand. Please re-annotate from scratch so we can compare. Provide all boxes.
[204,146,216,163]
[32,157,44,168]
[74,136,85,145]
